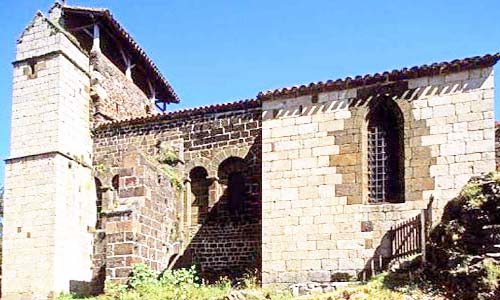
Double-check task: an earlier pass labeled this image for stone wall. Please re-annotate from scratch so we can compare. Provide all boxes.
[93,101,262,280]
[3,11,95,300]
[91,151,178,290]
[90,51,153,124]
[10,15,91,159]
[261,67,495,285]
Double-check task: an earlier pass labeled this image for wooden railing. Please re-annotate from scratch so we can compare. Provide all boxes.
[361,201,433,280]
[390,198,433,263]
[390,212,424,260]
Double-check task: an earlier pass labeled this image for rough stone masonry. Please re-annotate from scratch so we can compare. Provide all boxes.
[2,2,499,299]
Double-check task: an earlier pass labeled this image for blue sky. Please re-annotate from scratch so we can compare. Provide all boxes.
[1,0,500,186]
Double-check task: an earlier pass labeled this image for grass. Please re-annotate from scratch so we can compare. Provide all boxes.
[57,266,441,300]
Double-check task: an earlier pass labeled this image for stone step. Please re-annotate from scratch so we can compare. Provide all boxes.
[290,281,362,297]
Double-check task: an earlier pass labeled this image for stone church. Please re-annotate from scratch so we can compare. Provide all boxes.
[2,2,498,299]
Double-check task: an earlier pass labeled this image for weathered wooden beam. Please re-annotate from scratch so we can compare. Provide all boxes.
[147,80,156,100]
[67,23,94,32]
[91,23,101,53]
[82,28,92,38]
[421,209,427,263]
[119,47,134,80]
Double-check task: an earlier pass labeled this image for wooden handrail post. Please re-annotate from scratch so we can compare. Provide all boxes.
[420,209,426,263]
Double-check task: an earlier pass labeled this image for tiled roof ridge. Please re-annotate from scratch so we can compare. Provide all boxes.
[96,99,260,130]
[258,53,500,101]
[62,5,180,103]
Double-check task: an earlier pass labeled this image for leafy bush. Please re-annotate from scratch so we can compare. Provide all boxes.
[89,264,231,300]
[56,268,436,300]
[156,144,181,166]
[128,264,159,289]
[159,265,200,286]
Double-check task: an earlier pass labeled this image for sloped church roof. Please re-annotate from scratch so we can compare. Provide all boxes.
[53,2,179,104]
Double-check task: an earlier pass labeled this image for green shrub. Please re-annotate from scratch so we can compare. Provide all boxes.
[55,292,78,300]
[159,265,200,287]
[157,144,181,166]
[127,264,159,290]
[56,264,439,300]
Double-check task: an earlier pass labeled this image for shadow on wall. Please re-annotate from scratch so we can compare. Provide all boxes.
[267,76,487,121]
[358,197,434,281]
[173,133,262,282]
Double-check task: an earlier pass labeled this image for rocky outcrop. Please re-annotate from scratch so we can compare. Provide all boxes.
[426,173,500,300]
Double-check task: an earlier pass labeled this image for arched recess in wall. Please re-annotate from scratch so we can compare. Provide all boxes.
[189,166,210,225]
[212,146,252,177]
[184,157,213,178]
[366,97,405,203]
[218,157,248,214]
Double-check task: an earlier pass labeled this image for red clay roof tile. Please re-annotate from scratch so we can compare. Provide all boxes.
[258,53,500,101]
[96,99,260,130]
[62,5,180,103]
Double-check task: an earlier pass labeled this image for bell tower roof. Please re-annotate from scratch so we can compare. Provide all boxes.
[56,3,179,104]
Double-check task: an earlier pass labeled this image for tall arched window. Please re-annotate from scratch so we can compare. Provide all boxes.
[190,167,210,224]
[367,99,404,203]
[218,157,247,214]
